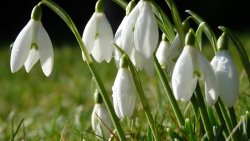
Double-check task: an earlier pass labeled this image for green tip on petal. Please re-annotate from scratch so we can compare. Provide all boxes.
[217,32,228,50]
[185,29,196,46]
[161,33,168,41]
[95,0,105,13]
[126,0,136,15]
[120,55,129,68]
[31,5,42,21]
[94,89,103,104]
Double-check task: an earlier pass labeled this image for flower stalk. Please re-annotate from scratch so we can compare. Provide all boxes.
[194,83,214,140]
[39,0,126,140]
[114,44,160,141]
[154,56,185,126]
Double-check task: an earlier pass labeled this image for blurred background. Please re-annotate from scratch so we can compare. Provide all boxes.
[0,0,249,46]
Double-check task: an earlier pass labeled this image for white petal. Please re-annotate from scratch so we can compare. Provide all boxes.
[114,16,127,44]
[91,104,112,138]
[10,20,33,73]
[211,51,239,107]
[172,47,197,101]
[156,41,171,68]
[82,13,97,54]
[112,68,136,119]
[24,48,39,72]
[197,51,218,106]
[134,1,159,58]
[91,37,103,63]
[113,92,122,118]
[91,105,98,131]
[114,49,122,68]
[38,22,54,77]
[120,3,140,55]
[130,49,145,70]
[170,34,182,57]
[91,13,114,63]
[167,34,183,73]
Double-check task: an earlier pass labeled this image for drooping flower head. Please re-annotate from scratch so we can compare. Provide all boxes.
[91,90,112,139]
[112,55,136,119]
[171,29,218,106]
[114,0,158,76]
[134,0,159,59]
[211,33,239,107]
[156,34,172,70]
[82,0,114,63]
[10,5,54,77]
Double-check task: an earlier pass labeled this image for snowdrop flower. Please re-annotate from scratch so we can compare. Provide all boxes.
[114,0,157,76]
[172,29,218,106]
[112,56,136,119]
[211,33,239,107]
[92,90,112,139]
[167,34,183,73]
[10,5,54,77]
[156,34,171,69]
[134,0,159,59]
[82,0,114,63]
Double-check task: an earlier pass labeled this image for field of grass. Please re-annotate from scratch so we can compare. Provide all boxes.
[0,34,250,140]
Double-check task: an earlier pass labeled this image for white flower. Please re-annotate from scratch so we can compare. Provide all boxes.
[167,34,183,73]
[156,40,171,68]
[82,12,114,63]
[112,68,136,119]
[134,1,159,59]
[10,19,54,77]
[114,0,158,76]
[130,49,154,76]
[91,104,112,139]
[172,46,218,106]
[211,50,239,107]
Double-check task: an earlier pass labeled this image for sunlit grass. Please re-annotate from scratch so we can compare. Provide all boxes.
[0,33,250,140]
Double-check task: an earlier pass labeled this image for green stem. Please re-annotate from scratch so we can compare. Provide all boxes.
[126,55,160,141]
[39,0,126,140]
[194,83,214,140]
[218,98,237,141]
[228,107,240,139]
[112,0,127,9]
[190,95,206,137]
[165,0,185,46]
[214,103,229,136]
[228,107,237,128]
[154,56,185,126]
[190,95,199,121]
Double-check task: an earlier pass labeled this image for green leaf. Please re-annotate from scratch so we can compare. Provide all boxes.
[218,26,250,83]
[165,0,185,46]
[195,22,206,50]
[147,126,154,141]
[151,1,175,43]
[186,10,217,53]
[213,125,225,141]
[112,0,127,9]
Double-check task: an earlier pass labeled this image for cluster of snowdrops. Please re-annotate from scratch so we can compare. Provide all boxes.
[9,0,250,140]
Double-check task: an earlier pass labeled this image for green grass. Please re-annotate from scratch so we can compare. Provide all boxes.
[0,45,159,140]
[0,34,250,140]
[0,45,119,140]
